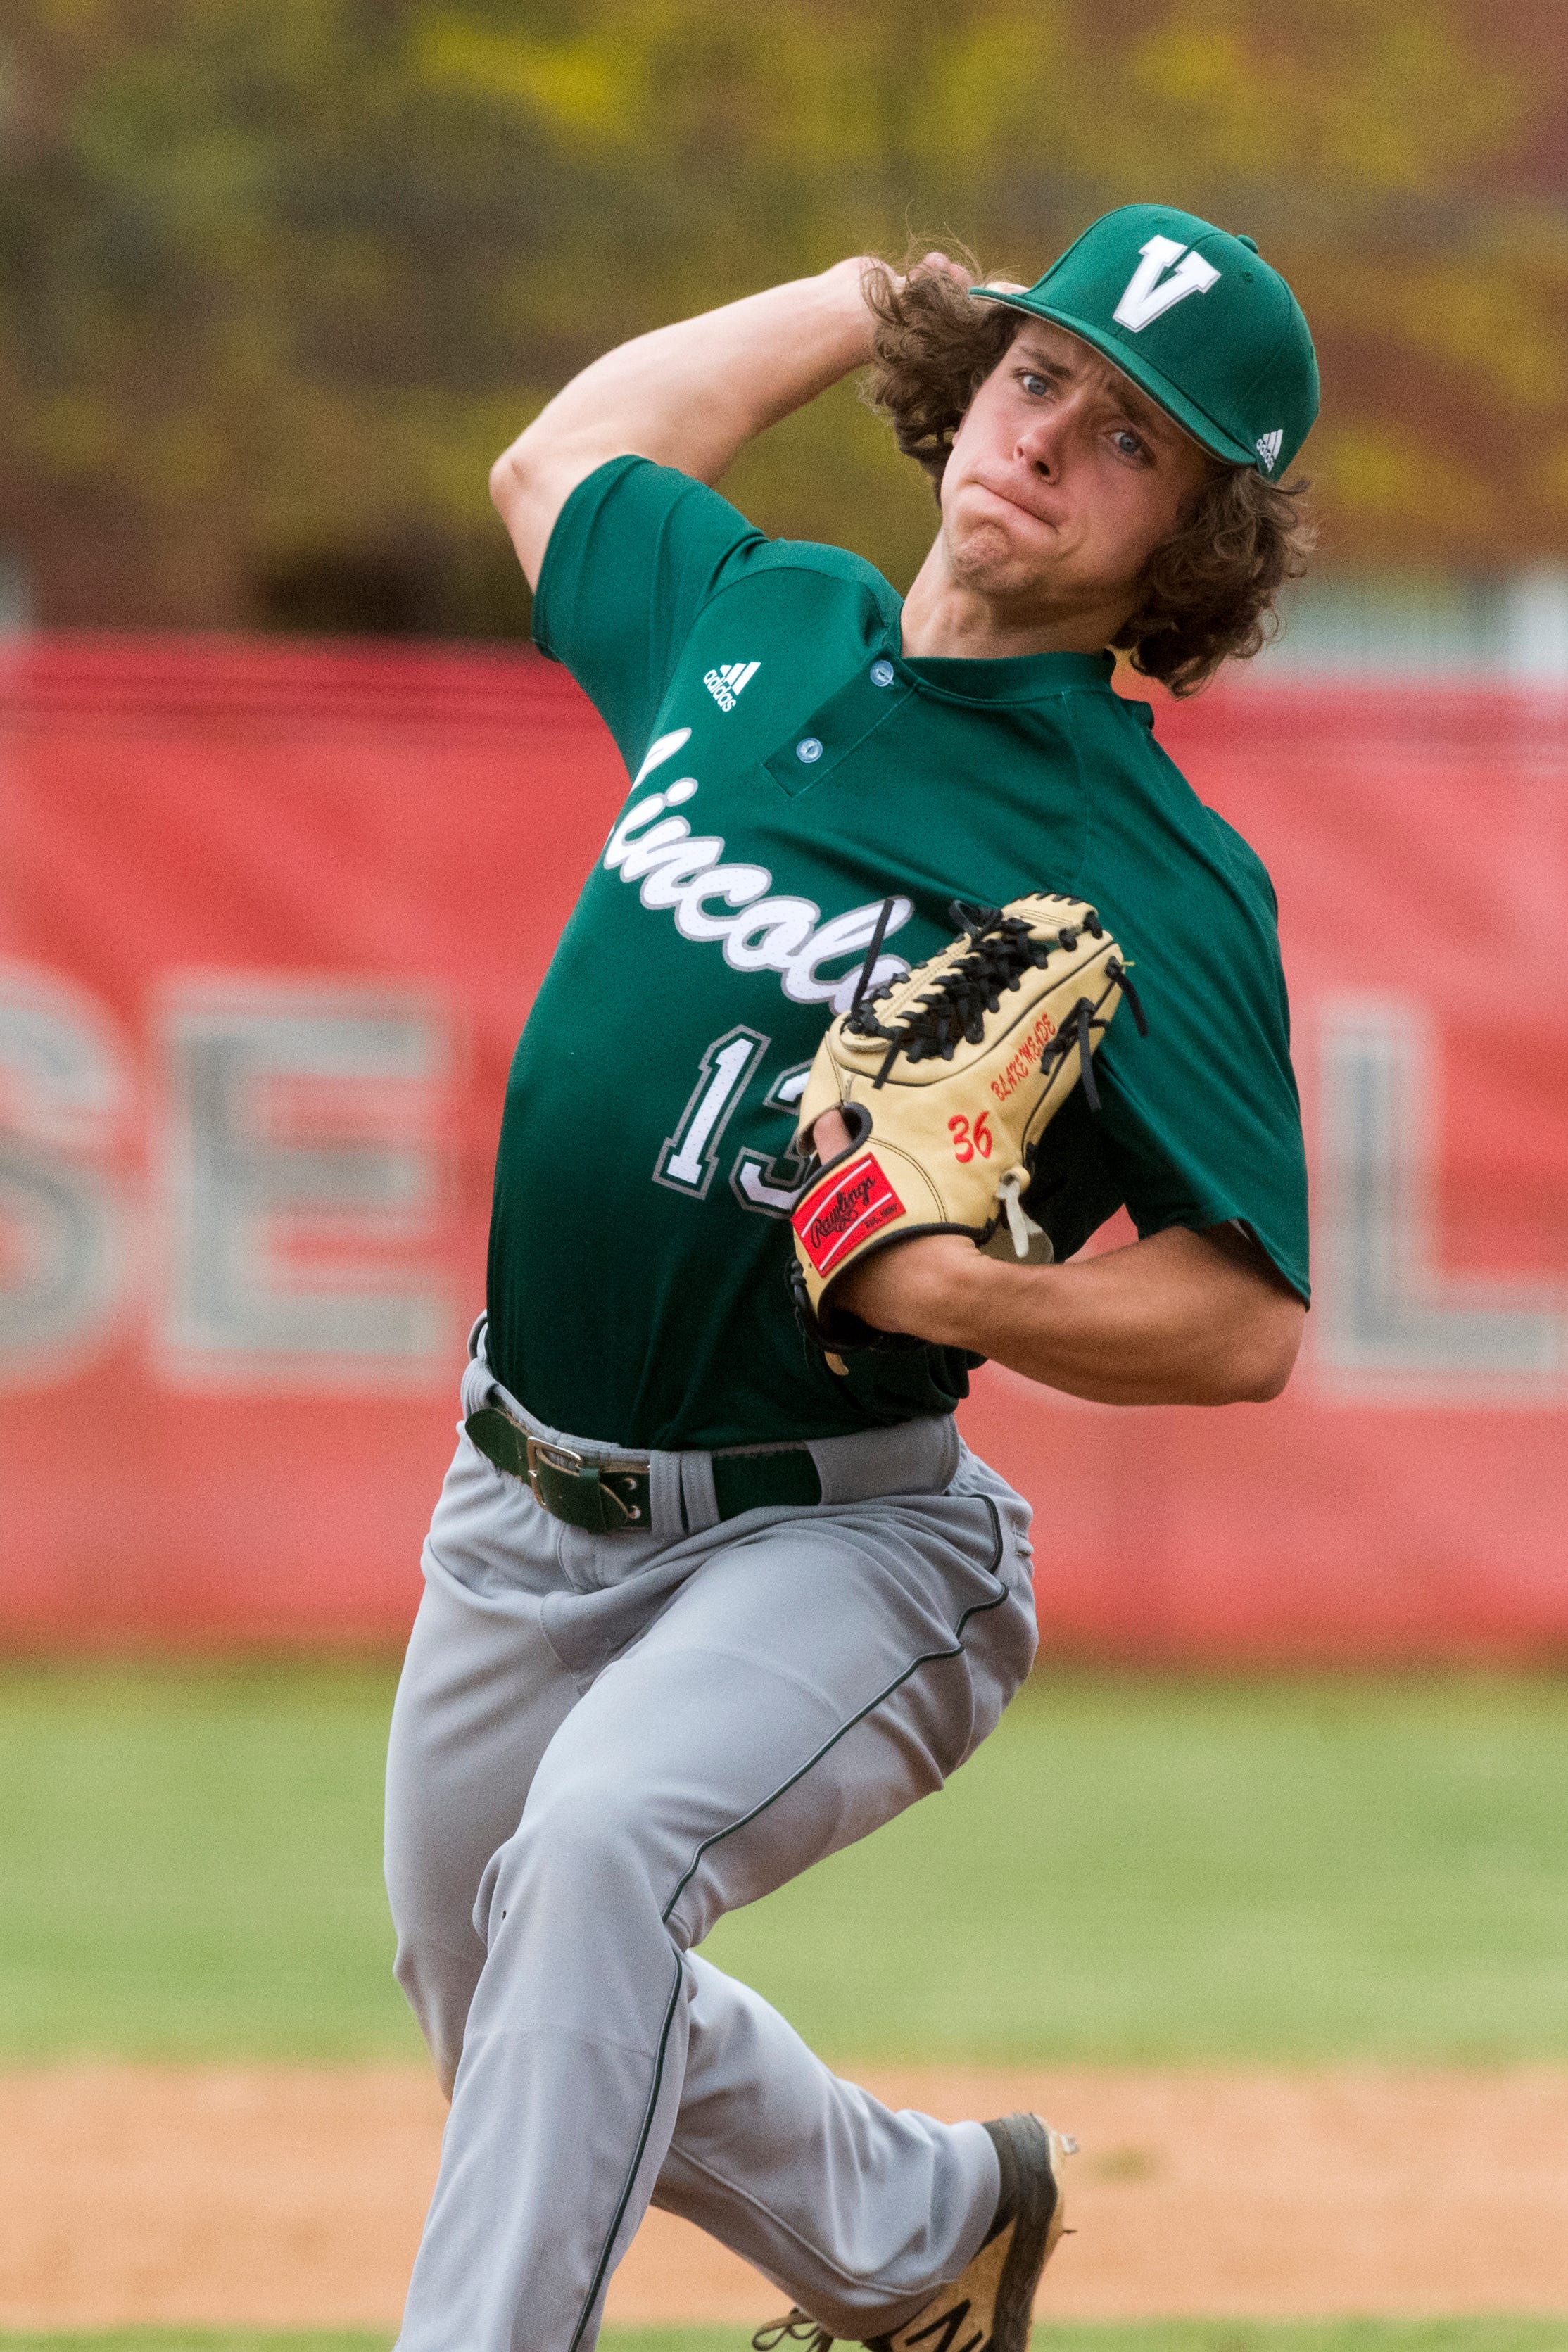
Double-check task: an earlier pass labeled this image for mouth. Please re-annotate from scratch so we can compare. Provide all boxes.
[967,476,1061,532]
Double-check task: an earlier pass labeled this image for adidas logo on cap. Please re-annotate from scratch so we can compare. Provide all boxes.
[1256,429,1284,473]
[704,661,759,712]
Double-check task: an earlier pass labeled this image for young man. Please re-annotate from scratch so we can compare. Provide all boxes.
[386,206,1317,2352]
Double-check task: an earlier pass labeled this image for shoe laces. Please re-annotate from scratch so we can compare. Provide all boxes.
[753,2313,835,2352]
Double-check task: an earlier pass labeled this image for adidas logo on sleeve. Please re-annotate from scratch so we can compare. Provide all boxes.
[704,661,759,712]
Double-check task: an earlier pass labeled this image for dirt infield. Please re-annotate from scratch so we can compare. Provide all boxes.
[4,2063,1566,2328]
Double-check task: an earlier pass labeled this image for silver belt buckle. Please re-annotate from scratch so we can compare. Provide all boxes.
[524,1435,583,1505]
[524,1434,649,1528]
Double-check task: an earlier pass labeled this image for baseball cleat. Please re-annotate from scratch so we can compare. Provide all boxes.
[752,2112,1075,2352]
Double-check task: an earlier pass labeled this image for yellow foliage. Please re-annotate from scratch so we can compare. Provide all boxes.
[415,17,631,141]
[2,0,1566,628]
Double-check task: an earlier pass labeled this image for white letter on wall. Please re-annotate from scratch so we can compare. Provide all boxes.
[1315,998,1568,1395]
[0,965,132,1387]
[159,979,455,1386]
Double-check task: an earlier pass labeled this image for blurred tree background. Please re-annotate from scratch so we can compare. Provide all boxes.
[2,0,1566,638]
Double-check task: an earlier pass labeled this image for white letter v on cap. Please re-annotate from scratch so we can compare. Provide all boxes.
[1113,235,1221,332]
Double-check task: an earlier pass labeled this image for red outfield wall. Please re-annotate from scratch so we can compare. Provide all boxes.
[1,636,1565,1657]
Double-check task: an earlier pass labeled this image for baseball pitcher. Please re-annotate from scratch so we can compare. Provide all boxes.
[384,205,1317,2352]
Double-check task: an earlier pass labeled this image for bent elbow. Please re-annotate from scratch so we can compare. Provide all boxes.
[1229,1305,1305,1403]
[488,441,531,521]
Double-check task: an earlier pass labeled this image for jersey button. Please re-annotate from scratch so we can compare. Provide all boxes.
[870,659,896,688]
[795,736,823,763]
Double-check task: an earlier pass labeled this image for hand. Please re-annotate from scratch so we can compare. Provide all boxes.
[902,249,975,291]
[809,1106,855,1161]
[856,250,975,317]
[806,1106,982,1342]
[897,255,1030,298]
[897,255,1031,297]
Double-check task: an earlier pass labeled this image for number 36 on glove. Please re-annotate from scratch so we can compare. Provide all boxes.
[788,893,1146,1362]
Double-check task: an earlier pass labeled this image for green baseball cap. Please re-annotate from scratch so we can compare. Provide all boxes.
[972,204,1318,477]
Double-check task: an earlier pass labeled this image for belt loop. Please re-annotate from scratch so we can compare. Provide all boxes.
[677,1450,720,1536]
[930,1415,961,1490]
[460,1351,493,1422]
[647,1453,688,1540]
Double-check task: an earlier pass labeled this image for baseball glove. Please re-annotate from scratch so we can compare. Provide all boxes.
[789,893,1144,1362]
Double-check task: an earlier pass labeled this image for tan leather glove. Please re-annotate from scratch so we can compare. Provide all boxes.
[789,894,1144,1360]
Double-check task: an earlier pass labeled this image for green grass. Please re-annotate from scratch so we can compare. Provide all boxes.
[3,2325,1567,2352]
[706,1674,1568,2063]
[0,1659,421,2061]
[1,1664,1565,2063]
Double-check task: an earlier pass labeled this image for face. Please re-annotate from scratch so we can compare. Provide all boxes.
[939,318,1217,628]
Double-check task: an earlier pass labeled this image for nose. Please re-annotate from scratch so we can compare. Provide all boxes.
[1016,391,1080,479]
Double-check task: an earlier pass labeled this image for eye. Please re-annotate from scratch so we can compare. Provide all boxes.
[1111,426,1150,463]
[1018,369,1051,398]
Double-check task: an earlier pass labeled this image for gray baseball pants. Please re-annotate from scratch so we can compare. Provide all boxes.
[385,1336,1039,2352]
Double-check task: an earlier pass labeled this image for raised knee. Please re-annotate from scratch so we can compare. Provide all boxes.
[526,1766,669,1866]
[479,1777,672,1939]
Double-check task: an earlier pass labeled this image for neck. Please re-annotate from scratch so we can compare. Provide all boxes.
[899,537,1130,663]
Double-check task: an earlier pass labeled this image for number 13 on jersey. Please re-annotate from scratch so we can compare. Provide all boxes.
[655,1026,811,1219]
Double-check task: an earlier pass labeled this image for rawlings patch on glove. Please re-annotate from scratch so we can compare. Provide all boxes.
[789,893,1145,1362]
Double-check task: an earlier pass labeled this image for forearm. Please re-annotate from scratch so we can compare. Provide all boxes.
[498,259,876,498]
[842,1227,1305,1407]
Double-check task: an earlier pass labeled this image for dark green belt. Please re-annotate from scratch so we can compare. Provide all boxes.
[464,1405,821,1534]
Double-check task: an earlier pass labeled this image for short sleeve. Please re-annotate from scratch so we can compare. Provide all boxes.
[1064,712,1310,1301]
[531,455,761,766]
[1092,899,1309,1301]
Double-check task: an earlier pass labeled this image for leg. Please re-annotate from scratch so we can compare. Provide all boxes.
[397,1456,1038,2352]
[659,1954,1004,2338]
[384,1418,579,2093]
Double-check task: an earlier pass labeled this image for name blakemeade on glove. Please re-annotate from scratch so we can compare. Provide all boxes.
[793,1154,905,1277]
[991,1009,1059,1104]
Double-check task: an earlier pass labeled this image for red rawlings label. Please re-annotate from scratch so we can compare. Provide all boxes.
[792,1152,906,1278]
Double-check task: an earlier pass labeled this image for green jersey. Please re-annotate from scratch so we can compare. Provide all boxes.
[486,457,1307,1449]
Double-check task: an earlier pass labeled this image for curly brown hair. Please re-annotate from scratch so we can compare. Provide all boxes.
[861,257,1314,697]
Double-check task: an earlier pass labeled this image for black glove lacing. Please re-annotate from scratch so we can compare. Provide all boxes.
[846,899,1143,1096]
